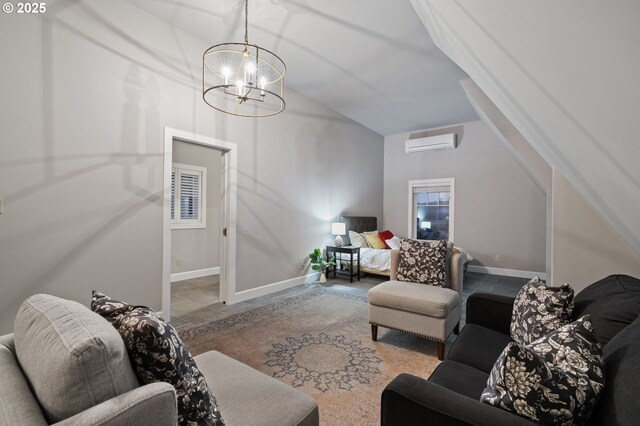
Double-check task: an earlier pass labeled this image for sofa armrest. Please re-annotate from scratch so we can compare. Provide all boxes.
[381,374,536,426]
[466,293,515,334]
[449,253,464,293]
[390,249,399,280]
[0,333,15,355]
[54,382,177,426]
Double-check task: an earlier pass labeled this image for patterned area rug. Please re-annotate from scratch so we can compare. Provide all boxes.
[178,287,440,426]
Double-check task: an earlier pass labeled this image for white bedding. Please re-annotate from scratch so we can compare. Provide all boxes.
[359,247,392,271]
[337,247,392,272]
[336,245,473,274]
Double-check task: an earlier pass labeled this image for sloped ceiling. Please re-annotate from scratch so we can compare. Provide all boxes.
[410,0,640,255]
[129,0,478,135]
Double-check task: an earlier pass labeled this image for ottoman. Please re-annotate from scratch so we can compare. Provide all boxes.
[368,280,461,360]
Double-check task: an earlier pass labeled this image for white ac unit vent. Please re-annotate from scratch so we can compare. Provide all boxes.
[405,133,456,153]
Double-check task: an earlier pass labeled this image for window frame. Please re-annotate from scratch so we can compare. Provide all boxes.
[408,178,455,242]
[171,163,207,230]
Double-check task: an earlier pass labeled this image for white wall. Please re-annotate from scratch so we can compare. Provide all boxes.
[552,170,640,292]
[0,1,383,333]
[171,141,221,274]
[384,121,546,273]
[411,0,640,257]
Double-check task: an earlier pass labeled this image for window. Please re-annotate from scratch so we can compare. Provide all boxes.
[171,163,207,229]
[408,178,454,241]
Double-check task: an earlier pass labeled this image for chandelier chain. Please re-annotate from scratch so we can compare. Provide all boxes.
[244,0,249,44]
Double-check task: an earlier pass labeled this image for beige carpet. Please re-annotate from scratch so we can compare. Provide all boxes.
[178,287,440,426]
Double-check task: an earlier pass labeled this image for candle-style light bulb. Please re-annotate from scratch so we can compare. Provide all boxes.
[222,67,230,86]
[260,77,266,96]
[236,79,243,96]
[246,62,256,86]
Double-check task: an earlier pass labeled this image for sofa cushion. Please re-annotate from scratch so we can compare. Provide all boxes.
[91,291,224,426]
[482,316,604,425]
[195,350,319,426]
[396,238,448,287]
[368,280,459,319]
[589,314,640,424]
[0,345,48,426]
[510,277,574,345]
[447,324,513,373]
[13,294,140,423]
[428,360,490,400]
[574,274,640,346]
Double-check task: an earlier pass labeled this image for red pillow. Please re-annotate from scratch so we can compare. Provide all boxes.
[378,230,394,249]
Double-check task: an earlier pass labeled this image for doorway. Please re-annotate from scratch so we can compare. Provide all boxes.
[162,128,237,322]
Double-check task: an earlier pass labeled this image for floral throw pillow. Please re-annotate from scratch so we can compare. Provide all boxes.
[481,315,605,425]
[396,238,447,287]
[510,277,574,345]
[91,291,225,426]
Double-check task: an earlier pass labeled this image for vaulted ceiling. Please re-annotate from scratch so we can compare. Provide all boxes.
[130,0,478,135]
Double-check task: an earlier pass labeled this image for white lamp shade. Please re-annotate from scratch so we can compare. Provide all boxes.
[420,221,432,229]
[331,222,346,235]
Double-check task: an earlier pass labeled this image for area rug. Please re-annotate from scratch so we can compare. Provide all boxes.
[177,287,440,426]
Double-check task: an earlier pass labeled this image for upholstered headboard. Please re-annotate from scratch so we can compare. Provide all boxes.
[340,216,377,246]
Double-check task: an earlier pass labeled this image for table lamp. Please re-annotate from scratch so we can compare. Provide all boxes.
[331,222,346,247]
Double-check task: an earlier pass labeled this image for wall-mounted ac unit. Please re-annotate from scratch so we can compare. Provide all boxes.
[405,133,457,153]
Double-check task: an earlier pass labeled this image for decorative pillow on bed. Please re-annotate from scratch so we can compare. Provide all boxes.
[91,291,225,426]
[386,236,401,250]
[348,230,368,248]
[481,315,604,425]
[378,230,394,248]
[396,238,447,287]
[510,277,575,345]
[364,231,387,249]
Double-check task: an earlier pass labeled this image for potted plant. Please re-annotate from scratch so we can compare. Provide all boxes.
[309,248,335,284]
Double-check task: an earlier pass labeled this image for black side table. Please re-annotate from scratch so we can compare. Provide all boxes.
[326,246,360,283]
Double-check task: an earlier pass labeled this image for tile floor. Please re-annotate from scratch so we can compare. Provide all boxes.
[170,275,221,326]
[169,271,528,327]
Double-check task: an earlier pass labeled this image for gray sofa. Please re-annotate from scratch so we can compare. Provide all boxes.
[0,294,319,426]
[381,274,640,425]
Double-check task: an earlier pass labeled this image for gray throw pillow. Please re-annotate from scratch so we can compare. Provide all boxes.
[510,277,574,345]
[482,315,605,425]
[13,294,139,423]
[91,291,225,426]
[396,238,447,287]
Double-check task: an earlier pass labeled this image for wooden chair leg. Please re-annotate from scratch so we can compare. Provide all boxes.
[437,342,445,361]
[371,324,378,341]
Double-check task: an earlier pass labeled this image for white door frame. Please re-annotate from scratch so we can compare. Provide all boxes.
[408,178,455,241]
[162,127,238,319]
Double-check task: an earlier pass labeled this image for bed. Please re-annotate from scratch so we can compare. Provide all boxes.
[340,216,392,277]
[339,216,473,277]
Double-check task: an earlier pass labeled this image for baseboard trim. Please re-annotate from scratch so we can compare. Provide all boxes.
[171,267,220,283]
[230,272,320,304]
[467,265,546,280]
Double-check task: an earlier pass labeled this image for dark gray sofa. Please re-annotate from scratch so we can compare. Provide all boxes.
[381,274,640,425]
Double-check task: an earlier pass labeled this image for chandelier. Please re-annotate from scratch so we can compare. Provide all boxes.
[202,0,286,117]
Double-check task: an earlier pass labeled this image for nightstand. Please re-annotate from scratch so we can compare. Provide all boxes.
[325,245,360,283]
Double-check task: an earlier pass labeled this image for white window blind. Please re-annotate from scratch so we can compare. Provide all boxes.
[171,163,207,229]
[180,173,200,220]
